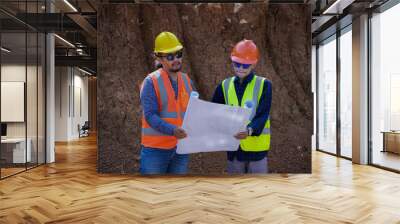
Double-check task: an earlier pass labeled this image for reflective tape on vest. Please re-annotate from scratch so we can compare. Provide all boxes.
[160,111,178,118]
[142,128,171,136]
[156,72,169,108]
[262,128,271,135]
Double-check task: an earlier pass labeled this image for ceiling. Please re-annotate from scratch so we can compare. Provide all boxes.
[2,0,394,73]
[311,0,391,44]
[0,0,97,74]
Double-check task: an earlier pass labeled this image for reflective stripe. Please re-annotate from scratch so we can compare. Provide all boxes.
[160,111,178,118]
[155,71,169,107]
[253,76,263,103]
[222,78,231,105]
[142,128,171,136]
[181,73,192,94]
[262,128,271,135]
[249,76,263,120]
[155,71,175,118]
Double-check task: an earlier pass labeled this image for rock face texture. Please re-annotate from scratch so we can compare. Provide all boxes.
[97,3,312,174]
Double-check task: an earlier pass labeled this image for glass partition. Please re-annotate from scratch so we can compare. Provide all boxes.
[339,27,352,158]
[1,29,28,178]
[0,1,46,179]
[370,3,400,171]
[317,35,337,155]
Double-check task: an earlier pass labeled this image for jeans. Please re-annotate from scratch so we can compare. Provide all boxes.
[227,157,268,174]
[140,146,189,175]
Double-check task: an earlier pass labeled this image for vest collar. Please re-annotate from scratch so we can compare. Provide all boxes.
[159,68,179,81]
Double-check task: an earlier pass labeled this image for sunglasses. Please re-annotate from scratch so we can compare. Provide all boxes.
[157,51,183,61]
[233,61,252,69]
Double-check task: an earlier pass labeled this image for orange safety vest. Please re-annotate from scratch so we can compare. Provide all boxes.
[140,68,193,149]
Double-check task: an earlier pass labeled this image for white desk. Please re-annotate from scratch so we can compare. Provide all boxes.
[1,138,31,163]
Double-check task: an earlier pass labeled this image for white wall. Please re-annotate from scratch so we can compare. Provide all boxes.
[55,67,89,141]
[74,72,89,138]
[1,65,26,132]
[55,66,69,141]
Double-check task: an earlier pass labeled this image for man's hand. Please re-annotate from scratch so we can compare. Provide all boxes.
[174,127,187,139]
[234,131,248,140]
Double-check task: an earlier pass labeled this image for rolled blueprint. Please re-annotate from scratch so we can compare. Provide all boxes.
[244,100,254,110]
[190,91,199,98]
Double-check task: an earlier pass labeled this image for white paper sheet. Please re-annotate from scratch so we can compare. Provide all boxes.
[176,93,251,154]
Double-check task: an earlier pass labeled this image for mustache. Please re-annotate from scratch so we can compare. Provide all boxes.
[169,68,181,72]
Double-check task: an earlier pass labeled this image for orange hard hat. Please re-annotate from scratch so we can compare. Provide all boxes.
[231,39,260,64]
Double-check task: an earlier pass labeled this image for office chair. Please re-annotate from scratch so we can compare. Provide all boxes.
[79,121,90,138]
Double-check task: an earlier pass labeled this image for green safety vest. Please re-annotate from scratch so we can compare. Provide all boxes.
[222,75,271,152]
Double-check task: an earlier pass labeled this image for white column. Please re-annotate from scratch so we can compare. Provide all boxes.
[352,14,369,164]
[46,33,55,163]
[46,1,55,163]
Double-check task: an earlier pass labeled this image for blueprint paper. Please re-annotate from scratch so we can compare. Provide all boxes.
[176,94,251,154]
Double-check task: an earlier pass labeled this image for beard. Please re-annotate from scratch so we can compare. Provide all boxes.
[169,63,182,73]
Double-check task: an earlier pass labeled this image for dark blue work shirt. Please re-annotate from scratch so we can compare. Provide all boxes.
[211,72,272,162]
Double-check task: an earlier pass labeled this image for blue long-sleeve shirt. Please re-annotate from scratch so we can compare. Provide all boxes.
[212,72,272,162]
[140,73,195,149]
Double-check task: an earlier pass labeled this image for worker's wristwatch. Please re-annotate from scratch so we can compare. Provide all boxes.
[247,127,253,136]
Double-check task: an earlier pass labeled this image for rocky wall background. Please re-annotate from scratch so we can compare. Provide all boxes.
[97,3,312,174]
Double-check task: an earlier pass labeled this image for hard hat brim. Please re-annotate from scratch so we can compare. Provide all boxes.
[155,45,183,54]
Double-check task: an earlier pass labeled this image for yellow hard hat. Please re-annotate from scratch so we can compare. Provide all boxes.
[154,32,183,54]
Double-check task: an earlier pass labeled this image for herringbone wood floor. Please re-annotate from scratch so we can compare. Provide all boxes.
[1,135,400,224]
